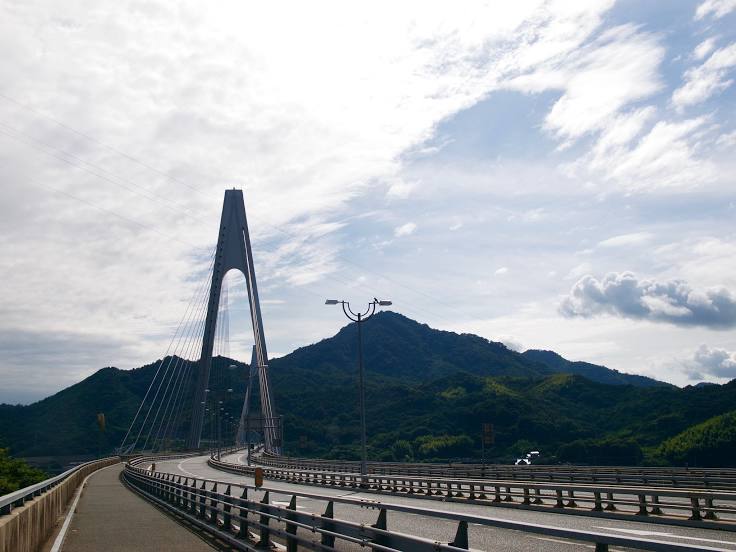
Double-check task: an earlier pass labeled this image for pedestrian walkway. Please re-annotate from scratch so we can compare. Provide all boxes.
[59,464,213,552]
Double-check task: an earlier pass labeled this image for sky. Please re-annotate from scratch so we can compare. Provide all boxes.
[0,0,735,403]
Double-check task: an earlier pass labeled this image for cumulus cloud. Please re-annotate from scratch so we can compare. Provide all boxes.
[673,42,736,110]
[394,222,417,237]
[684,344,736,380]
[560,272,736,329]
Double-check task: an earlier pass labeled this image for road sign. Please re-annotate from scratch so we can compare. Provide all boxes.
[254,467,264,488]
[482,423,494,445]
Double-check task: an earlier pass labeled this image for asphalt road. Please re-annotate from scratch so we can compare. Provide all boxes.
[155,453,736,552]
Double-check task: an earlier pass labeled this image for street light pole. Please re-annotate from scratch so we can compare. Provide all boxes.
[326,297,392,480]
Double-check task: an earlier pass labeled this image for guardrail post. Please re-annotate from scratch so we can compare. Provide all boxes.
[286,495,298,552]
[566,490,578,508]
[320,501,336,548]
[237,488,249,538]
[180,478,189,510]
[449,521,469,549]
[371,508,388,547]
[258,491,271,548]
[689,497,702,521]
[650,495,662,515]
[210,483,219,524]
[175,476,182,506]
[504,486,513,502]
[555,489,565,508]
[493,485,502,503]
[593,491,603,512]
[189,479,198,514]
[704,497,718,520]
[223,485,232,531]
[604,492,616,511]
[522,487,530,505]
[533,488,543,504]
[637,494,648,516]
[199,480,207,518]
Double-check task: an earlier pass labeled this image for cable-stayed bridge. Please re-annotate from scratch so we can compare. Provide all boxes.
[2,190,736,552]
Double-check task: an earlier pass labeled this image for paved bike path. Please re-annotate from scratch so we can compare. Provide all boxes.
[60,464,213,552]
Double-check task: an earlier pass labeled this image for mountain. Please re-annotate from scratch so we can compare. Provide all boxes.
[1,311,734,466]
[521,349,667,387]
[274,311,667,386]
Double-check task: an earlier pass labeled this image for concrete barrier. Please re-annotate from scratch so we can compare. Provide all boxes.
[0,457,118,552]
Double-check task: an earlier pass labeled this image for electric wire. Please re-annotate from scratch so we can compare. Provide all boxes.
[119,247,215,451]
[130,251,215,450]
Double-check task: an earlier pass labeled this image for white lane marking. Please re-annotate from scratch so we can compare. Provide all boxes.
[593,526,736,546]
[50,463,119,552]
[533,536,592,548]
[272,500,307,510]
[176,458,201,478]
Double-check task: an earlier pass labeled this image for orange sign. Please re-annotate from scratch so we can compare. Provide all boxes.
[254,467,264,488]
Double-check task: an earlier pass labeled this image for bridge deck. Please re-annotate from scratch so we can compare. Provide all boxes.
[58,464,213,552]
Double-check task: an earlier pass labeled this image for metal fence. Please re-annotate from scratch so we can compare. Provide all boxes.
[254,452,736,490]
[124,459,733,552]
[209,455,736,530]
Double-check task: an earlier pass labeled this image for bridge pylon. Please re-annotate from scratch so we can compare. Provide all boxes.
[187,189,279,452]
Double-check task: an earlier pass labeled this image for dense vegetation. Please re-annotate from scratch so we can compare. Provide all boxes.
[1,312,734,466]
[0,448,46,494]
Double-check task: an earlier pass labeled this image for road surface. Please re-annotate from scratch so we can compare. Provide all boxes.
[156,453,736,552]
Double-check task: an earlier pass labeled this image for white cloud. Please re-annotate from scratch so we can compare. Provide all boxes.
[572,116,716,191]
[0,2,624,396]
[695,0,736,20]
[495,266,509,275]
[394,222,417,237]
[673,42,736,110]
[508,25,665,142]
[597,232,653,248]
[693,37,718,60]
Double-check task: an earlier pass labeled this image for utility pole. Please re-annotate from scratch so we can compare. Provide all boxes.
[325,298,392,480]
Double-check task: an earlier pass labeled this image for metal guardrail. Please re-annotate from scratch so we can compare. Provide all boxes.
[254,452,736,490]
[0,456,118,516]
[125,459,733,552]
[209,455,736,529]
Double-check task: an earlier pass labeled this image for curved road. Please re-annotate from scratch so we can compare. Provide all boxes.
[155,453,736,552]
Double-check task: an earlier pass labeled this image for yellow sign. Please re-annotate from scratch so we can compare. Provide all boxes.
[97,413,106,432]
[254,467,264,488]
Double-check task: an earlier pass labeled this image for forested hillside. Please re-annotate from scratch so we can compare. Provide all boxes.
[1,312,733,466]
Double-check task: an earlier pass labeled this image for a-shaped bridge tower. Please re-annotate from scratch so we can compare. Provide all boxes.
[187,189,279,452]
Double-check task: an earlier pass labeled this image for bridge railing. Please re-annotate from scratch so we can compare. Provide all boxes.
[208,455,736,529]
[125,460,733,552]
[0,456,119,552]
[252,452,736,490]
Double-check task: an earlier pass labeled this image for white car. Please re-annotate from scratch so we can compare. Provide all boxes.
[514,450,540,465]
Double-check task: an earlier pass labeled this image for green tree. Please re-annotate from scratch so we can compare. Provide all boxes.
[0,448,46,495]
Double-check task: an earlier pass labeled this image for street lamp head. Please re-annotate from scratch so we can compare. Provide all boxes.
[325,299,340,305]
[378,300,392,306]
